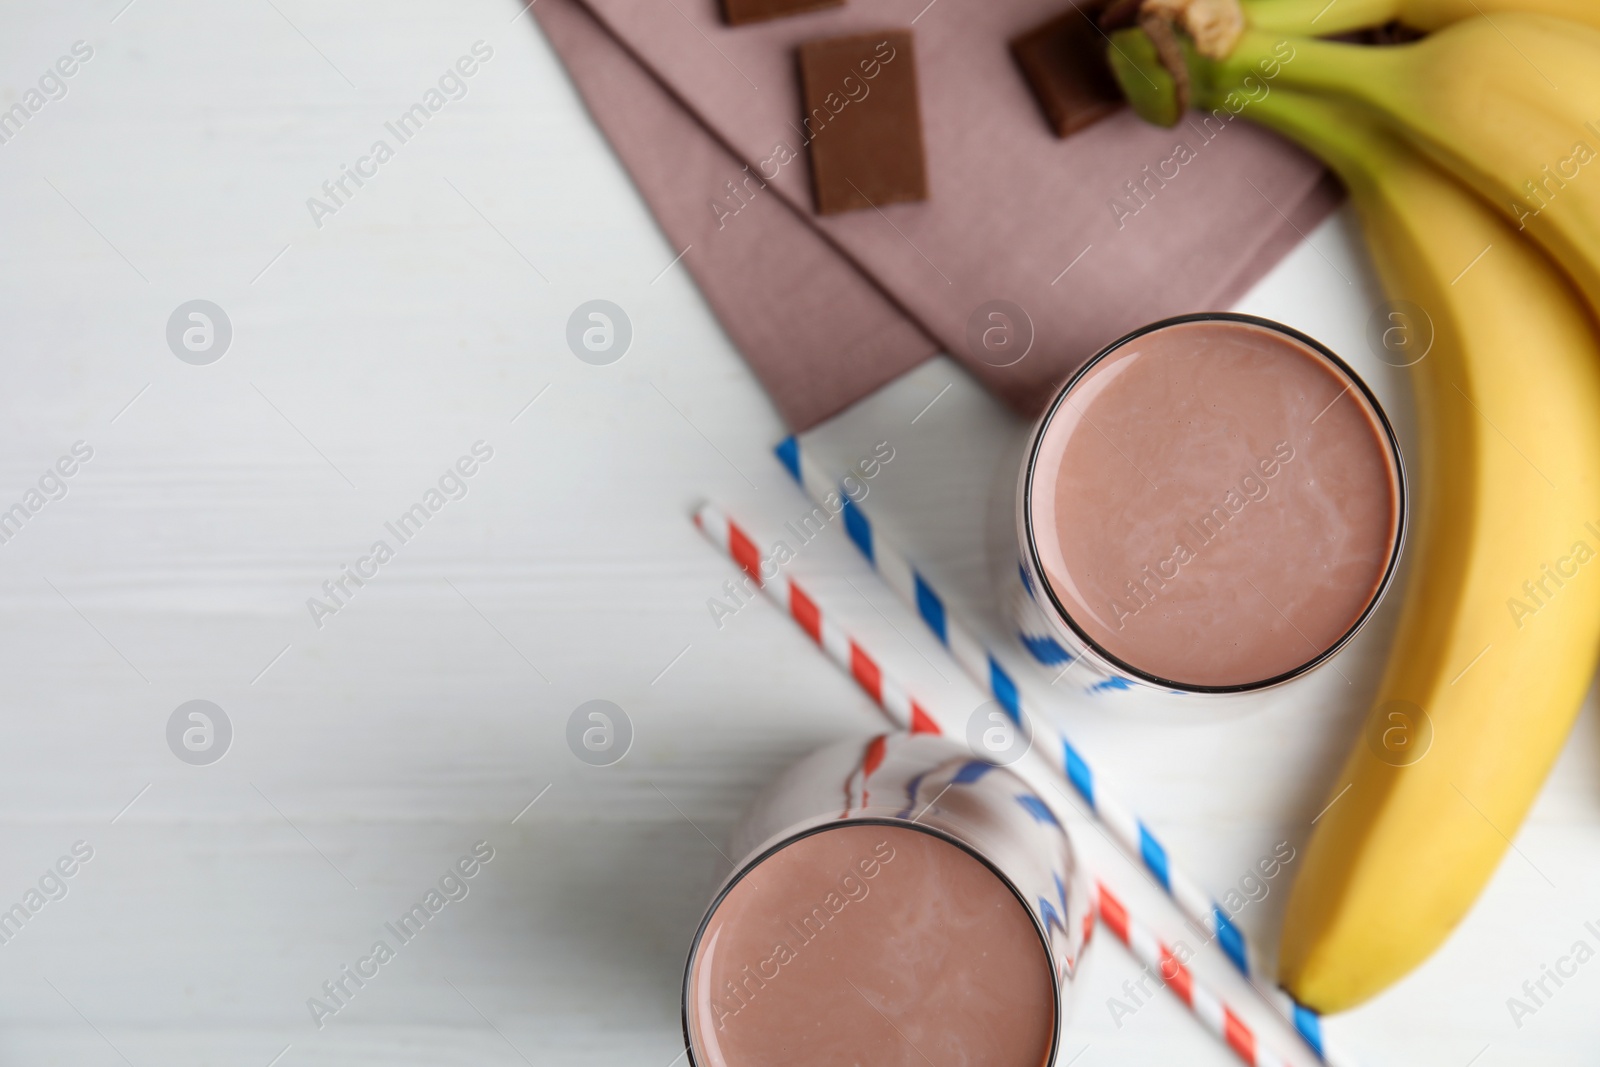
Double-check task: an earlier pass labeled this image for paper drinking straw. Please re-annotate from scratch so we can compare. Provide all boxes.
[772,436,1349,1067]
[774,437,1115,697]
[694,503,942,737]
[1094,880,1296,1067]
[694,500,1312,1067]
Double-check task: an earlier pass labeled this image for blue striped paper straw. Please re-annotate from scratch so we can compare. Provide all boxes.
[697,496,1298,1066]
[775,434,1350,1067]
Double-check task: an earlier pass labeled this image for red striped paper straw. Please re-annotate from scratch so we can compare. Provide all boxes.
[1095,881,1294,1067]
[694,502,941,736]
[693,499,1304,1067]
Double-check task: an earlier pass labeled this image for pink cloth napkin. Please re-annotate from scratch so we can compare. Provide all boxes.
[533,0,1340,430]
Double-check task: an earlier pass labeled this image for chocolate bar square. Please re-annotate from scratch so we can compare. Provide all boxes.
[722,0,844,27]
[798,31,928,215]
[1011,7,1125,138]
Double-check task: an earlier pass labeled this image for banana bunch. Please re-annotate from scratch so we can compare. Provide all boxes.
[1107,9,1600,1012]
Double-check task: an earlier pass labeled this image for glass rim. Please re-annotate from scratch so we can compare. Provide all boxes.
[1021,311,1409,695]
[679,814,1065,1067]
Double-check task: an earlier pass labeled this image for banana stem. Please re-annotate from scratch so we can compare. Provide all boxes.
[1108,24,1393,126]
[1232,88,1395,188]
[1242,0,1400,35]
[1107,28,1189,127]
[1215,25,1390,89]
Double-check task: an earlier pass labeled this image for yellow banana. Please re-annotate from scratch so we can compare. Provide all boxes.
[1195,87,1600,1010]
[1242,0,1600,36]
[1113,16,1600,323]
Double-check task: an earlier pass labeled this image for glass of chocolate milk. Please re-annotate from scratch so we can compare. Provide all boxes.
[1015,313,1406,694]
[682,734,1089,1067]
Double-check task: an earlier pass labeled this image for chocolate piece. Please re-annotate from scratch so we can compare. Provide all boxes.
[1011,7,1125,138]
[798,31,927,216]
[721,0,843,28]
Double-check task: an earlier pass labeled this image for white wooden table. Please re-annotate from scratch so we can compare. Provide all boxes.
[0,2,1596,1064]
